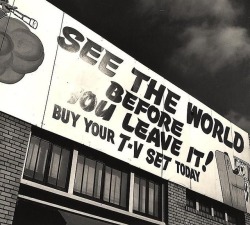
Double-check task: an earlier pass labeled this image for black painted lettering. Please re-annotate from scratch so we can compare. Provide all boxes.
[187,102,203,128]
[92,123,99,136]
[224,126,233,148]
[118,133,131,151]
[158,111,171,132]
[99,50,123,77]
[99,125,107,140]
[154,152,163,168]
[171,138,182,156]
[71,111,80,127]
[164,89,180,114]
[234,132,244,153]
[146,148,155,165]
[122,113,134,133]
[147,105,160,124]
[171,119,184,137]
[133,141,143,158]
[134,98,149,115]
[212,119,223,142]
[144,79,165,105]
[106,81,124,103]
[146,127,160,147]
[79,91,97,112]
[95,101,116,121]
[107,129,115,144]
[200,113,213,134]
[61,108,70,124]
[135,119,149,140]
[161,132,172,150]
[122,91,137,111]
[80,39,103,65]
[131,68,150,93]
[58,26,84,53]
[84,117,93,133]
[52,104,61,120]
[163,155,172,170]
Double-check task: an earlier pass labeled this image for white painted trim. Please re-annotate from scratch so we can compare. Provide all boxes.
[196,200,199,211]
[128,172,134,213]
[21,131,32,178]
[20,179,165,225]
[211,206,214,217]
[68,150,78,194]
[18,194,128,225]
[225,211,228,222]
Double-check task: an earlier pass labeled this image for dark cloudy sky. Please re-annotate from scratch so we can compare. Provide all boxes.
[49,0,250,133]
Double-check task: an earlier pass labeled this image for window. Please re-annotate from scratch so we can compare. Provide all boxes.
[186,190,196,209]
[74,154,129,208]
[227,208,244,224]
[213,204,225,220]
[133,176,161,219]
[74,156,103,198]
[186,190,246,224]
[24,136,71,191]
[199,197,211,214]
[103,166,128,207]
[228,212,237,223]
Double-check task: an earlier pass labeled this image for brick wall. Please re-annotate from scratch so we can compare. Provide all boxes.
[167,181,239,225]
[245,213,250,225]
[0,112,31,225]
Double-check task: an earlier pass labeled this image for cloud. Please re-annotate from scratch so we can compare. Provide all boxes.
[225,110,250,133]
[133,0,250,132]
[166,0,241,22]
[162,0,250,77]
[171,25,250,75]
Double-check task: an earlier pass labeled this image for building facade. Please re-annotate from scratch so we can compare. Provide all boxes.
[0,112,249,225]
[0,0,250,225]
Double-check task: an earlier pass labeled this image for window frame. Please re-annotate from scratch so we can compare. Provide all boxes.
[73,153,130,210]
[198,196,211,215]
[23,135,73,192]
[132,174,162,220]
[23,127,165,222]
[186,189,196,209]
[186,189,245,224]
[213,203,225,220]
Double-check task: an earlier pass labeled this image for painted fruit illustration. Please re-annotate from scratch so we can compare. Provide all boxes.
[0,17,44,84]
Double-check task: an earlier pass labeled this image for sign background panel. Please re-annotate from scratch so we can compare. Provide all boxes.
[0,0,63,126]
[0,0,249,212]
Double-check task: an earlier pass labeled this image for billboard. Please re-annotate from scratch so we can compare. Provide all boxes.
[1,0,250,212]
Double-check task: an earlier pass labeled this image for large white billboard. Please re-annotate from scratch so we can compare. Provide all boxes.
[1,0,250,212]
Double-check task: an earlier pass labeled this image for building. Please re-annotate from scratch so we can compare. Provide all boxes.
[0,0,250,225]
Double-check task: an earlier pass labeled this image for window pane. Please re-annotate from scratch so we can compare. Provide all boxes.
[24,136,40,178]
[110,169,121,205]
[34,140,49,181]
[103,166,111,202]
[199,200,211,214]
[227,209,237,223]
[48,145,62,186]
[139,179,146,213]
[82,158,96,196]
[148,182,154,215]
[154,184,159,217]
[74,155,85,193]
[57,148,70,188]
[214,208,224,219]
[120,172,128,207]
[93,162,103,199]
[133,177,140,211]
[133,176,161,218]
